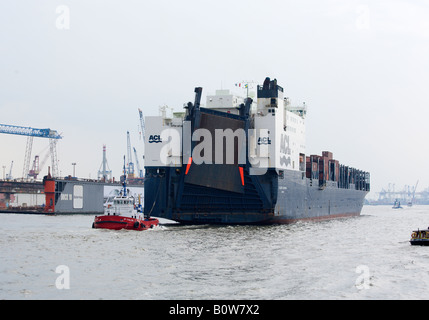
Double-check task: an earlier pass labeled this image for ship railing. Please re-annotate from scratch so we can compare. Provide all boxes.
[58,176,124,185]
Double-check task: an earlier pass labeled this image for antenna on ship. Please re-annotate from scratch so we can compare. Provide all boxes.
[122,155,127,197]
[235,80,255,98]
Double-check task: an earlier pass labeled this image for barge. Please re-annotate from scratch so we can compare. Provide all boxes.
[0,174,144,215]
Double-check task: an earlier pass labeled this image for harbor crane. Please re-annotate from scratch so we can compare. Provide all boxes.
[133,147,143,178]
[138,108,145,142]
[28,156,40,179]
[5,161,13,180]
[409,180,419,206]
[0,123,62,180]
[138,108,145,170]
[126,131,135,178]
[98,144,112,181]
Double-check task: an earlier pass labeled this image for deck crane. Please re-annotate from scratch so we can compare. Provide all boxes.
[0,123,62,179]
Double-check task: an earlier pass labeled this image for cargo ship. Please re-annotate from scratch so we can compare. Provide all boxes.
[143,77,370,224]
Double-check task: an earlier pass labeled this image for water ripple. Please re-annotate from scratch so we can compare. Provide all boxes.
[1,206,429,299]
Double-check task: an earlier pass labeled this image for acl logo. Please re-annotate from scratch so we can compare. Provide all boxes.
[149,135,162,143]
[257,137,271,145]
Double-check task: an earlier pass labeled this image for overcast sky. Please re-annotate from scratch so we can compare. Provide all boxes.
[1,0,429,199]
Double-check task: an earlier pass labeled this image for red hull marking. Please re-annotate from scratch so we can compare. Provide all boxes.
[185,157,193,175]
[239,167,244,186]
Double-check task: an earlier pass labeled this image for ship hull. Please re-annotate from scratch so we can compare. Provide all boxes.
[93,215,159,230]
[410,240,429,246]
[146,168,367,225]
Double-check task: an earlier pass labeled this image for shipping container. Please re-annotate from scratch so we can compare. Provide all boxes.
[322,151,333,160]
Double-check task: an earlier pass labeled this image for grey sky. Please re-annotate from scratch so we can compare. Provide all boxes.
[1,0,429,199]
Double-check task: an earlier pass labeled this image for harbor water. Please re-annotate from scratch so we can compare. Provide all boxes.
[1,205,429,300]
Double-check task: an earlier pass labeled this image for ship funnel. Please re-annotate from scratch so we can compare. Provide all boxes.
[257,77,283,99]
[194,87,203,109]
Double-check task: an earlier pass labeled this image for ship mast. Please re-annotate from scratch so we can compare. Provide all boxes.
[235,80,255,98]
[122,155,127,197]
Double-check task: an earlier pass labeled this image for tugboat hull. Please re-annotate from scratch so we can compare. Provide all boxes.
[410,240,429,246]
[93,215,159,231]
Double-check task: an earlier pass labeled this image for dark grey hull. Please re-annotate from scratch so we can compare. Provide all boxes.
[145,168,368,225]
[273,169,367,223]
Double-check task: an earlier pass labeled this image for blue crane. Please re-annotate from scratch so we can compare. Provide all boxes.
[0,123,62,179]
[0,124,62,139]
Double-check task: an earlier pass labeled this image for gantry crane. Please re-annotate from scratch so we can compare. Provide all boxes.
[28,155,40,179]
[138,108,145,141]
[6,161,13,180]
[133,147,143,178]
[98,144,112,181]
[138,108,145,170]
[0,123,62,179]
[126,131,135,178]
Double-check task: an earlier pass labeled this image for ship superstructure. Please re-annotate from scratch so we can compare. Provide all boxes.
[144,77,370,224]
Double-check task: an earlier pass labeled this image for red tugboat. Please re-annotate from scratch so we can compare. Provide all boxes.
[93,157,159,231]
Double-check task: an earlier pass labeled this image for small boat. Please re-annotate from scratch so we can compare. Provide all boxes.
[392,199,403,209]
[93,157,159,231]
[410,228,429,246]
